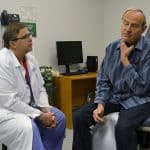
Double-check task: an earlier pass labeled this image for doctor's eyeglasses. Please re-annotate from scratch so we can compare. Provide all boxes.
[12,33,32,41]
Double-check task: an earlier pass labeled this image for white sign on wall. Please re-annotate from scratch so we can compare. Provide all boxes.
[19,6,38,22]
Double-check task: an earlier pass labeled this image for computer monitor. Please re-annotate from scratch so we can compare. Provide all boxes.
[56,41,83,73]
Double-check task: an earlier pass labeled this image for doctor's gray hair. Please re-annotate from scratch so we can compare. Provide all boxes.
[3,22,26,48]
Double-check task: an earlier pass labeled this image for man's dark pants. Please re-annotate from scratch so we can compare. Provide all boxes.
[72,102,150,150]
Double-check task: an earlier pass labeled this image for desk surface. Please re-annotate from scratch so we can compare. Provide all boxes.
[59,72,97,80]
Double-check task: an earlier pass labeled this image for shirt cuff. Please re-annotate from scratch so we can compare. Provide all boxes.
[94,99,105,106]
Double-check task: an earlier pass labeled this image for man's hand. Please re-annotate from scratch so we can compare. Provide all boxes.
[36,112,57,128]
[120,41,134,66]
[93,104,104,123]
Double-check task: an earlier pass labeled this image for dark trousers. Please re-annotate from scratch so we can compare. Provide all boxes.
[72,102,150,150]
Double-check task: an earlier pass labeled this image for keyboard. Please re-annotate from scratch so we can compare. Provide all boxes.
[61,71,88,76]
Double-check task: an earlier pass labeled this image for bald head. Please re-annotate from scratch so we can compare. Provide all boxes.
[122,8,146,27]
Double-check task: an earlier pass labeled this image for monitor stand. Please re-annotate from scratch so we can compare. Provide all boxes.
[65,64,70,74]
[61,64,88,76]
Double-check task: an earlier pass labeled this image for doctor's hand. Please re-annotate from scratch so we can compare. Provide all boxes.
[36,112,57,128]
[93,104,104,123]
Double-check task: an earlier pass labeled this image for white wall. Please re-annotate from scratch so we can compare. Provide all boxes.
[0,0,103,71]
[103,0,150,50]
[1,0,149,71]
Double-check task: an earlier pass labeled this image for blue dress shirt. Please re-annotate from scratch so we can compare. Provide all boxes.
[95,36,150,109]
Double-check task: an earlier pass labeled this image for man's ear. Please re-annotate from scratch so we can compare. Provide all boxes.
[142,25,147,33]
[9,41,16,48]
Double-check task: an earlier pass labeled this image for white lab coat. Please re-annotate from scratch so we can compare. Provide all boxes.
[0,48,50,150]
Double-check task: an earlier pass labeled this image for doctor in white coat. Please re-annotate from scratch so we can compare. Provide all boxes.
[0,22,66,150]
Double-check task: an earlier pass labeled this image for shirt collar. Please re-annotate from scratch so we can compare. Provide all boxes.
[9,49,21,67]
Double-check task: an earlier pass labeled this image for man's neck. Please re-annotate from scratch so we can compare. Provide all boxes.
[11,49,25,64]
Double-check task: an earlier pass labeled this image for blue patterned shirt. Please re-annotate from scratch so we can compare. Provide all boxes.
[95,36,150,109]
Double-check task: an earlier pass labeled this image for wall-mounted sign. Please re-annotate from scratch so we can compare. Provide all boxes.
[22,22,36,37]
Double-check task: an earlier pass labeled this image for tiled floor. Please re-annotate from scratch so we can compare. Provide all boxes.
[62,128,73,150]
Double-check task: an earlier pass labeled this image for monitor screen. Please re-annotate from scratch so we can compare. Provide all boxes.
[56,41,83,73]
[56,41,83,65]
[56,41,83,72]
